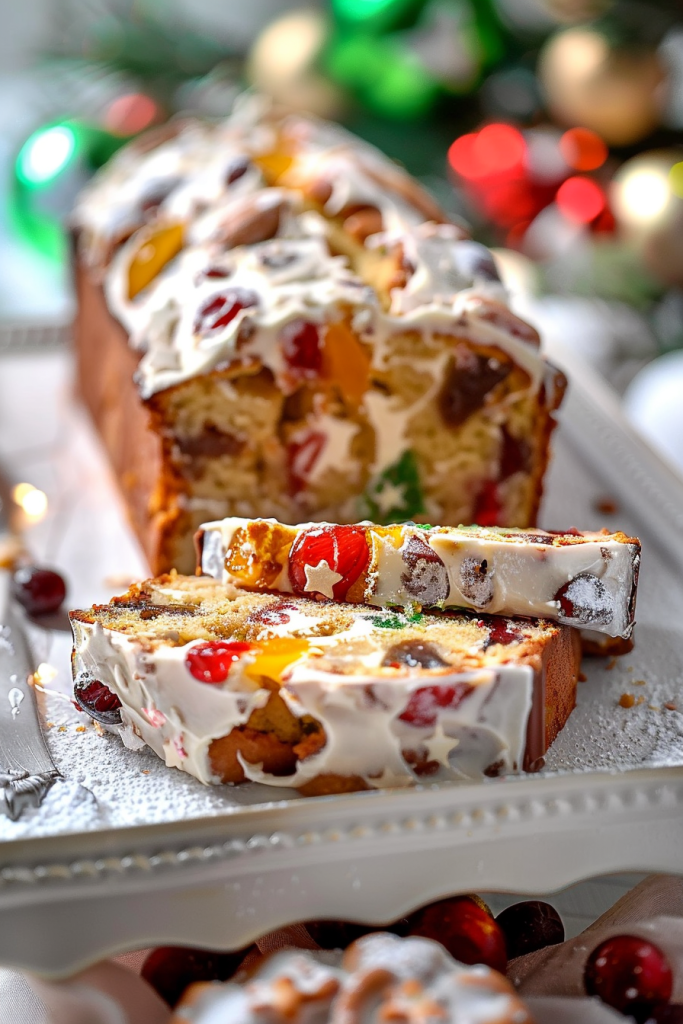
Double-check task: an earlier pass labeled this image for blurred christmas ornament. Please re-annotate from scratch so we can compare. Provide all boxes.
[11,119,124,261]
[539,27,667,146]
[324,0,504,119]
[625,350,683,475]
[495,0,610,31]
[612,150,683,285]
[103,92,161,135]
[247,8,346,119]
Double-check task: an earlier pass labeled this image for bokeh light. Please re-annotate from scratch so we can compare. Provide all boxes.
[12,483,48,521]
[559,127,608,171]
[16,125,75,186]
[104,93,158,136]
[448,124,526,180]
[614,165,671,226]
[556,176,606,223]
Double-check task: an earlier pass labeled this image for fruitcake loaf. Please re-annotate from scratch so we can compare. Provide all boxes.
[197,518,640,639]
[171,932,534,1024]
[69,573,580,792]
[71,95,565,575]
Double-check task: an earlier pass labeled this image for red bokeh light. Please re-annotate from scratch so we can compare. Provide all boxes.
[559,128,608,172]
[556,176,606,224]
[105,93,159,136]
[448,124,526,180]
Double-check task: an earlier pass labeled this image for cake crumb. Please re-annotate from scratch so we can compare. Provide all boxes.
[578,671,587,682]
[141,769,150,775]
[649,704,660,711]
[664,702,678,711]
[635,695,645,706]
[594,496,619,515]
[58,725,67,732]
[45,721,54,729]
[627,666,634,672]
[93,721,106,736]
[75,725,87,733]
[619,693,635,708]
[634,679,646,686]
[606,657,617,671]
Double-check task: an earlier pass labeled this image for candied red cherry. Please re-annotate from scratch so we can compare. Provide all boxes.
[289,525,370,601]
[12,566,66,616]
[142,945,254,1008]
[401,534,450,605]
[185,640,253,683]
[281,320,322,378]
[73,679,122,726]
[496,901,564,960]
[472,481,502,527]
[398,682,473,728]
[555,573,612,626]
[407,895,507,973]
[584,935,673,1021]
[194,288,258,337]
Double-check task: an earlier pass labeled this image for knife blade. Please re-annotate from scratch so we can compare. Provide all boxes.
[0,474,59,820]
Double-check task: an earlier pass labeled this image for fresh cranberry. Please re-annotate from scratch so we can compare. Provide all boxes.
[584,935,673,1021]
[193,289,258,337]
[142,945,254,1008]
[12,566,66,616]
[473,481,502,527]
[399,683,473,728]
[288,432,326,494]
[289,525,370,601]
[496,901,564,960]
[73,679,122,726]
[407,896,507,973]
[281,320,322,378]
[185,640,253,683]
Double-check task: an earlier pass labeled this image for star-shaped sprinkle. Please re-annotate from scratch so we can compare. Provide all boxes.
[423,721,460,769]
[303,559,344,599]
[373,480,408,518]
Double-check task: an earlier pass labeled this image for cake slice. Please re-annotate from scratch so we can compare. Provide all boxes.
[172,933,534,1024]
[70,573,580,792]
[197,518,641,639]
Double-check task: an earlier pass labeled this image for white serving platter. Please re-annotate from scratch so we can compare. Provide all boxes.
[1,336,683,977]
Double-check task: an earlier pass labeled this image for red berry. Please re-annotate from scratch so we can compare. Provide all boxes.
[584,935,673,1021]
[73,679,122,726]
[281,320,322,378]
[141,945,253,1008]
[185,640,253,683]
[289,525,370,601]
[482,617,520,648]
[194,288,257,337]
[12,566,66,616]
[407,896,507,973]
[399,683,473,728]
[496,901,564,960]
[287,432,326,495]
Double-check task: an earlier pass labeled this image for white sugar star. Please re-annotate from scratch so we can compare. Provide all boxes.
[424,721,460,769]
[303,559,344,599]
[374,480,407,517]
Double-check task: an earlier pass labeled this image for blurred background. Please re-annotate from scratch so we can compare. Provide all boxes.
[1,0,683,470]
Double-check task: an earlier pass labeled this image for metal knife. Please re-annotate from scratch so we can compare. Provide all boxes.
[0,475,60,821]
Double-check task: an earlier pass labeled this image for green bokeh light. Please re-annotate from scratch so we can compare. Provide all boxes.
[16,124,76,187]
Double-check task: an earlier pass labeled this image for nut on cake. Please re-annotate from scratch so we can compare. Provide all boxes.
[70,574,580,792]
[72,96,565,575]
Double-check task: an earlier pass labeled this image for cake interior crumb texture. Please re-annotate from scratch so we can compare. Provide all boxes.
[72,98,565,574]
